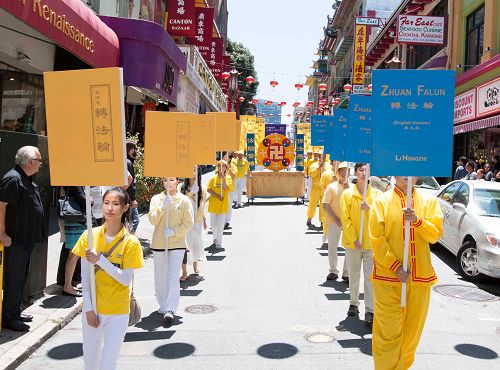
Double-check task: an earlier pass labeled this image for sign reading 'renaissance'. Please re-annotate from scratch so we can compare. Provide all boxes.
[397,15,445,45]
[371,70,455,177]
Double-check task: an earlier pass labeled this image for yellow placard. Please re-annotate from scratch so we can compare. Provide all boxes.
[43,68,127,186]
[144,111,196,178]
[208,112,237,152]
[235,120,242,152]
[196,114,217,165]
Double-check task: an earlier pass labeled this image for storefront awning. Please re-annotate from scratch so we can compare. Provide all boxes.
[454,115,500,135]
[0,0,119,68]
[100,16,187,105]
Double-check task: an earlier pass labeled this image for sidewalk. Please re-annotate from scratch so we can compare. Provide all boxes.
[0,213,153,370]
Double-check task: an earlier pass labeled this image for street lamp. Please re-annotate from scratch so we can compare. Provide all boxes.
[228,68,240,113]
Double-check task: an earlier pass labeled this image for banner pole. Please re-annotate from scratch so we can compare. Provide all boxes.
[401,176,412,307]
[358,164,370,245]
[85,186,97,313]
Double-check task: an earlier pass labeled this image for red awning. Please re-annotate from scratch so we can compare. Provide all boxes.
[0,0,119,68]
[453,115,500,135]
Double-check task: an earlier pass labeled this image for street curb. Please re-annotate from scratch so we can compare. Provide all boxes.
[1,302,82,370]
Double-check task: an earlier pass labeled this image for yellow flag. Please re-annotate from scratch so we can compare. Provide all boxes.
[144,111,196,178]
[43,68,127,186]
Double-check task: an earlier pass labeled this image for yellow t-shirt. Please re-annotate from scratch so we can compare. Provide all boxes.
[232,158,250,178]
[207,174,233,214]
[322,181,351,225]
[72,226,144,315]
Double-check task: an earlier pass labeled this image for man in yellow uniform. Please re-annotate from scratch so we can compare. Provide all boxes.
[231,151,250,208]
[307,152,330,227]
[322,162,349,282]
[224,152,238,229]
[340,163,380,325]
[369,176,443,370]
[319,158,337,242]
[304,150,314,200]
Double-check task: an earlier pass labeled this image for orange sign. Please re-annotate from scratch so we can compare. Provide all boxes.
[353,24,367,87]
[257,133,295,171]
[208,112,238,152]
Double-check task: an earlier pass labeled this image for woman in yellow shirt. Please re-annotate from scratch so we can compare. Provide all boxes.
[148,177,194,324]
[207,160,233,249]
[72,187,144,370]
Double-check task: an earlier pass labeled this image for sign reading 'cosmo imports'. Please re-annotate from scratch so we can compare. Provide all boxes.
[397,15,445,45]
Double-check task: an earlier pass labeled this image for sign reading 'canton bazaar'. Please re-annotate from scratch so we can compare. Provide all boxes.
[397,15,445,45]
[167,0,196,36]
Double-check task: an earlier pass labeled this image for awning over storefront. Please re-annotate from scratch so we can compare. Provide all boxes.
[454,115,500,135]
[0,0,119,68]
[100,16,187,105]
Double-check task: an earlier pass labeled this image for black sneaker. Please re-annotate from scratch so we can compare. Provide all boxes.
[306,219,312,226]
[326,273,338,281]
[365,312,374,326]
[342,276,349,284]
[347,305,359,316]
[224,223,230,230]
[3,320,30,332]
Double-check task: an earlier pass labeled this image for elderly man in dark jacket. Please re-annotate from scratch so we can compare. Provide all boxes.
[0,146,45,331]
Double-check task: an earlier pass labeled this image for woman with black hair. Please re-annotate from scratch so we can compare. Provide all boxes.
[179,166,208,280]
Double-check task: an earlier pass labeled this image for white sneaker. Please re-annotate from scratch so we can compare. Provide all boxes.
[163,311,174,322]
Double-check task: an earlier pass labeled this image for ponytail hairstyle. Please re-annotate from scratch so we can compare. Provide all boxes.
[180,169,203,211]
[103,187,131,227]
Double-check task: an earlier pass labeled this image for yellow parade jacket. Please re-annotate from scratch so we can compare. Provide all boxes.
[320,167,336,194]
[340,184,381,250]
[305,158,316,176]
[231,158,250,178]
[369,187,443,286]
[309,161,332,191]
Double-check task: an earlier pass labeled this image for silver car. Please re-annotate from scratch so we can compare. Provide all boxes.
[436,180,500,282]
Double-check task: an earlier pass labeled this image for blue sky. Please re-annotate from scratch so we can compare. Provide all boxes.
[227,1,334,123]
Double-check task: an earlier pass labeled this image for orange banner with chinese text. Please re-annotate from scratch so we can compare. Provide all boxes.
[353,24,367,86]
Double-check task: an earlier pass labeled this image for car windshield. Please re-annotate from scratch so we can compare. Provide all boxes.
[415,177,440,190]
[471,189,500,217]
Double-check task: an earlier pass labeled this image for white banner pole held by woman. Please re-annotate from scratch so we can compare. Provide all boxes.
[85,186,97,312]
[359,164,370,245]
[401,176,413,307]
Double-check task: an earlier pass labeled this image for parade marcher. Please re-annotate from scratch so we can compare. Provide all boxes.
[306,152,327,227]
[72,187,144,370]
[207,160,234,249]
[224,152,238,229]
[179,168,208,280]
[453,156,467,180]
[304,150,314,200]
[322,162,349,282]
[0,146,45,331]
[126,141,140,234]
[148,177,194,323]
[231,151,250,208]
[319,158,336,242]
[340,163,380,325]
[369,176,443,370]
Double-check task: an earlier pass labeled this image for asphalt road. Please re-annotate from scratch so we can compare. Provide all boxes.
[18,186,500,369]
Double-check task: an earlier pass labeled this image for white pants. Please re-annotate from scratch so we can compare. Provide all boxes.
[153,249,185,314]
[305,177,312,200]
[236,177,247,206]
[346,247,374,313]
[82,313,128,370]
[210,213,226,246]
[226,191,236,223]
[328,222,348,276]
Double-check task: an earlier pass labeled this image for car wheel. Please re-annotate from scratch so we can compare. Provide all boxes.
[456,241,485,282]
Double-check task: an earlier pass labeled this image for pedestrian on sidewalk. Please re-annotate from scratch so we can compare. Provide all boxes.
[179,168,208,280]
[322,162,350,282]
[453,156,467,180]
[207,160,233,249]
[223,152,238,229]
[369,176,443,370]
[126,141,140,234]
[0,146,45,332]
[148,177,193,324]
[71,187,144,370]
[231,151,250,208]
[340,163,380,326]
[464,161,477,180]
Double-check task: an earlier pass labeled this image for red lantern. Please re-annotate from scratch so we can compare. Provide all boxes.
[270,80,279,88]
[293,101,300,107]
[294,83,304,90]
[245,76,255,84]
[221,71,230,80]
[252,98,259,104]
[265,100,273,106]
[306,101,314,107]
[368,84,372,92]
[343,83,352,92]
[280,101,287,106]
[318,83,328,91]
[238,97,245,102]
[269,113,274,117]
[278,113,282,117]
[287,114,291,117]
[335,97,341,104]
[261,113,266,117]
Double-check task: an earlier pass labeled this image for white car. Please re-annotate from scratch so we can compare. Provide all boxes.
[436,180,500,282]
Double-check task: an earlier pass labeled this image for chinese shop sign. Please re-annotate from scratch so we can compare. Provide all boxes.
[397,15,445,45]
[167,0,196,37]
[352,22,367,90]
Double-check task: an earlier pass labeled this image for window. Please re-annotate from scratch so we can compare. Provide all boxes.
[465,5,484,71]
[453,184,470,206]
[439,182,462,204]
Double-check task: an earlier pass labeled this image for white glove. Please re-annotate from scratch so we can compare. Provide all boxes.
[164,228,175,238]
[161,195,172,209]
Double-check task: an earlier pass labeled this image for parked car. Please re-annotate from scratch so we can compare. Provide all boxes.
[436,180,500,282]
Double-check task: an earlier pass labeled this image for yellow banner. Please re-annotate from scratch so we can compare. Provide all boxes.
[43,68,127,186]
[144,112,197,178]
[353,24,367,85]
[208,112,238,152]
[198,114,217,165]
